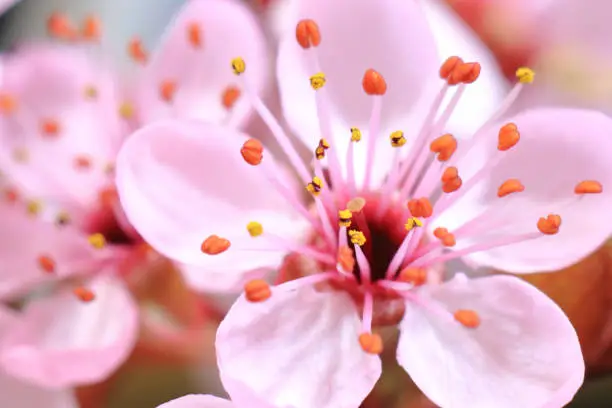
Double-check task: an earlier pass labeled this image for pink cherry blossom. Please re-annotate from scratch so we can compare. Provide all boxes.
[114,0,610,406]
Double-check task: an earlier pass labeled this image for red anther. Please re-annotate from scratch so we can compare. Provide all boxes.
[459,62,481,84]
[358,333,383,354]
[337,246,355,273]
[40,118,60,138]
[244,279,271,302]
[4,187,19,203]
[73,155,92,170]
[187,22,203,48]
[442,177,462,193]
[497,179,525,197]
[441,166,458,183]
[128,37,148,64]
[295,19,321,49]
[81,15,101,41]
[575,180,603,195]
[362,69,387,96]
[439,56,463,79]
[222,85,241,109]
[454,309,480,328]
[537,214,562,235]
[98,187,118,208]
[37,255,56,273]
[433,227,449,239]
[47,12,78,40]
[201,235,231,255]
[241,138,264,165]
[0,93,16,114]
[441,233,456,247]
[429,133,457,162]
[159,80,177,102]
[407,198,433,218]
[498,123,520,151]
[398,267,427,286]
[73,286,95,302]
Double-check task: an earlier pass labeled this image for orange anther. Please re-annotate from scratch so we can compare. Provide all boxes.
[358,333,383,354]
[442,177,462,193]
[537,214,562,235]
[429,133,457,162]
[399,267,427,286]
[575,180,603,195]
[187,22,203,48]
[159,80,177,103]
[362,69,387,96]
[81,15,101,41]
[73,286,95,302]
[454,309,480,328]
[128,37,148,64]
[439,56,463,79]
[296,19,321,49]
[498,123,520,151]
[37,255,56,273]
[0,93,16,114]
[441,233,456,247]
[433,227,448,239]
[244,279,271,302]
[98,187,118,208]
[407,197,433,218]
[200,235,231,255]
[47,12,78,40]
[458,62,481,84]
[240,138,264,166]
[338,246,355,273]
[441,166,458,183]
[73,155,92,170]
[40,118,60,138]
[497,179,525,197]
[222,85,241,110]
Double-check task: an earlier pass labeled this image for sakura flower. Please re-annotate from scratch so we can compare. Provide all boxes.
[115,1,612,406]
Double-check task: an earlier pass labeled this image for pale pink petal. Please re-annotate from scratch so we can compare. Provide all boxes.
[0,203,96,300]
[397,274,584,408]
[178,263,272,294]
[0,274,138,388]
[0,0,18,15]
[216,284,381,408]
[115,120,308,291]
[137,0,268,129]
[157,395,235,408]
[435,108,612,273]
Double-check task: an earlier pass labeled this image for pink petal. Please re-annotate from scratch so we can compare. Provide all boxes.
[216,285,381,408]
[0,44,124,215]
[157,395,235,408]
[115,120,308,291]
[0,274,138,388]
[0,0,18,15]
[436,108,612,273]
[0,203,95,300]
[178,263,272,294]
[397,274,584,408]
[276,0,438,147]
[137,0,269,129]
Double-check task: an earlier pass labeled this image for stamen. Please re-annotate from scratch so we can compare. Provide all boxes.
[128,37,148,64]
[349,230,366,247]
[222,85,241,110]
[40,118,60,138]
[432,227,456,247]
[87,233,106,249]
[73,286,95,302]
[537,214,562,235]
[516,67,535,84]
[0,93,17,114]
[246,221,263,237]
[498,179,525,197]
[389,130,406,147]
[398,267,427,286]
[441,166,462,193]
[429,133,457,162]
[337,245,355,274]
[295,19,321,49]
[498,122,520,151]
[358,332,383,355]
[119,102,135,119]
[338,209,352,227]
[454,309,480,328]
[244,279,271,302]
[309,72,326,90]
[346,128,361,194]
[439,56,464,81]
[37,255,56,273]
[81,15,101,41]
[200,235,231,255]
[73,155,92,171]
[385,228,417,279]
[26,200,42,216]
[575,180,603,195]
[353,244,371,283]
[347,197,366,213]
[160,79,177,103]
[407,198,433,218]
[4,187,19,203]
[84,85,98,100]
[306,176,323,196]
[231,57,246,75]
[47,12,77,40]
[13,148,29,163]
[240,138,263,165]
[55,211,71,226]
[362,69,386,189]
[187,22,203,48]
[404,217,423,231]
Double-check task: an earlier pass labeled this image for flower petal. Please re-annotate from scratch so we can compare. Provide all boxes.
[115,120,308,291]
[0,274,138,388]
[0,203,95,300]
[0,44,124,215]
[157,395,235,408]
[137,0,268,129]
[436,108,612,272]
[397,274,584,408]
[0,370,77,408]
[216,284,381,408]
[0,0,18,15]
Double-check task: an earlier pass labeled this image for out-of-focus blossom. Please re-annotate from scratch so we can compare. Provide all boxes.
[0,0,19,15]
[114,0,612,406]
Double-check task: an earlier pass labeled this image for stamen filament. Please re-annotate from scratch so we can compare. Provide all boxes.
[363,96,383,190]
[385,229,416,279]
[278,271,338,292]
[354,244,372,284]
[263,233,335,264]
[361,292,374,332]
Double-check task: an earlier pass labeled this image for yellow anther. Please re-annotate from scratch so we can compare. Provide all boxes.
[55,211,71,226]
[306,176,323,196]
[390,130,406,147]
[88,233,106,249]
[338,209,352,227]
[319,138,330,150]
[26,200,42,216]
[350,127,362,142]
[404,217,423,231]
[310,72,326,90]
[232,57,246,75]
[516,67,535,84]
[315,145,326,160]
[349,230,366,246]
[84,85,98,99]
[119,102,134,119]
[247,221,263,237]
